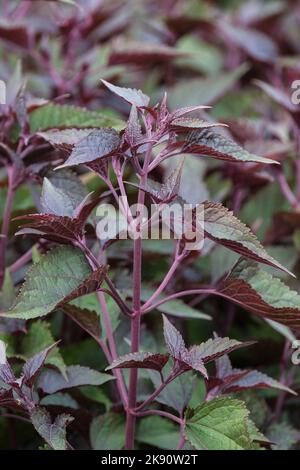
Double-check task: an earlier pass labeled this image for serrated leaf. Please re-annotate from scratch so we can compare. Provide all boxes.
[106,352,169,372]
[15,214,83,242]
[30,407,73,450]
[170,117,226,131]
[184,129,278,164]
[190,337,253,364]
[37,365,114,394]
[90,413,125,450]
[185,397,252,450]
[125,105,143,146]
[101,79,150,107]
[203,201,292,275]
[0,246,96,320]
[57,129,120,169]
[162,316,207,378]
[217,258,300,330]
[163,315,186,360]
[29,104,124,132]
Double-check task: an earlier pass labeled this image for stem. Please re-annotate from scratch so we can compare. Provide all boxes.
[135,371,177,412]
[142,252,184,311]
[142,288,216,314]
[9,246,34,273]
[177,422,186,449]
[134,409,183,426]
[125,142,153,450]
[97,291,128,407]
[276,171,297,208]
[0,166,16,289]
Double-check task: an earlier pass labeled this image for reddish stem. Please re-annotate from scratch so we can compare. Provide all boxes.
[0,166,16,289]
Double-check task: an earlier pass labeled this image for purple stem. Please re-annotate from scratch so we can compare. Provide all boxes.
[0,167,16,289]
[142,288,216,314]
[177,422,186,450]
[134,409,183,426]
[125,142,153,450]
[9,246,34,273]
[276,171,297,208]
[142,252,185,311]
[135,371,177,412]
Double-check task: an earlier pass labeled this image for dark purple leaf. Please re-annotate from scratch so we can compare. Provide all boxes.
[106,352,169,372]
[57,129,120,169]
[62,304,101,343]
[22,342,59,387]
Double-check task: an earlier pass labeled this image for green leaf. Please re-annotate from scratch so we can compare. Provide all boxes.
[136,416,179,449]
[0,246,94,320]
[218,258,300,330]
[22,320,66,377]
[185,397,252,450]
[168,65,248,109]
[30,407,73,450]
[29,104,124,132]
[90,413,125,450]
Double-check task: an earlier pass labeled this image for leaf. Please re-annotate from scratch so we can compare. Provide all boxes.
[101,79,150,107]
[106,352,169,372]
[190,337,253,364]
[220,23,278,62]
[267,422,300,450]
[15,214,83,242]
[22,343,59,387]
[217,258,300,330]
[37,365,114,394]
[125,105,143,146]
[47,169,88,208]
[0,246,95,320]
[168,65,248,109]
[185,397,252,450]
[40,178,76,217]
[57,129,120,169]
[40,393,79,410]
[224,370,296,396]
[254,80,299,113]
[136,416,179,450]
[30,407,73,450]
[203,201,292,275]
[29,104,124,132]
[153,298,211,321]
[149,368,196,414]
[22,321,66,377]
[184,129,278,164]
[163,315,186,360]
[170,117,227,131]
[62,303,101,343]
[90,413,125,450]
[162,316,207,378]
